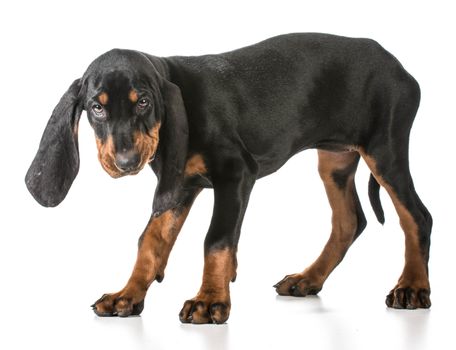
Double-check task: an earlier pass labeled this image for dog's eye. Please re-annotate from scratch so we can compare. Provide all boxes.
[138,98,149,109]
[92,104,103,113]
[91,104,106,119]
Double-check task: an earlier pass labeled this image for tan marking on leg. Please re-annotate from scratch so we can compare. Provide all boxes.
[129,90,138,103]
[98,92,109,105]
[180,248,235,323]
[126,203,196,292]
[92,191,200,316]
[129,191,201,288]
[126,210,179,291]
[309,150,359,281]
[185,154,207,177]
[198,248,236,299]
[359,149,429,289]
[275,150,361,296]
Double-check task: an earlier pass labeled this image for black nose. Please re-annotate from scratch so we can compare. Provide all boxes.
[115,150,140,171]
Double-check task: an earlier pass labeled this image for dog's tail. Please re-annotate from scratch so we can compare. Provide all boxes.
[368,174,385,224]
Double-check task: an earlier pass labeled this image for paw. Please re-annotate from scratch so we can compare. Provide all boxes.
[386,286,431,309]
[91,291,145,317]
[274,273,322,297]
[179,297,230,324]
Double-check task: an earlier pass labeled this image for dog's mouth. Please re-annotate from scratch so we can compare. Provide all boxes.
[100,152,156,179]
[115,125,160,177]
[114,167,141,177]
[96,124,160,179]
[109,153,155,178]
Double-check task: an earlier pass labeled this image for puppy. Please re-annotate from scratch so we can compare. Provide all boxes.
[26,33,432,323]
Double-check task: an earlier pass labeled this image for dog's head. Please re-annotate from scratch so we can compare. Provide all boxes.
[26,49,188,207]
[84,50,164,178]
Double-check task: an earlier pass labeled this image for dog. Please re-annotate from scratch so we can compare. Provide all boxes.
[25,33,432,324]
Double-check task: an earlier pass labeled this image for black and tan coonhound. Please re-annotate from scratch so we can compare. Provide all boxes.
[25,33,432,324]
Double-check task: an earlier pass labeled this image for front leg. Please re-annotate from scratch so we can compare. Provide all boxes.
[92,188,200,317]
[179,170,256,324]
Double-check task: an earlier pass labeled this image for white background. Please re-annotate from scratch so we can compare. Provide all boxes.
[1,1,455,349]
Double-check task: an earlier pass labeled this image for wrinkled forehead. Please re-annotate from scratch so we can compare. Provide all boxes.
[88,70,132,97]
[85,71,159,109]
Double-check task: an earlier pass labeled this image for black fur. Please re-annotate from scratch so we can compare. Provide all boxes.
[151,80,189,215]
[368,174,385,224]
[25,79,83,207]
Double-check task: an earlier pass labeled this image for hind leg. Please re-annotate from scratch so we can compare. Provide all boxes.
[275,150,366,296]
[360,149,432,309]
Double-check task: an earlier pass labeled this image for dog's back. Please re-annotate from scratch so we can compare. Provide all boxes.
[165,33,419,176]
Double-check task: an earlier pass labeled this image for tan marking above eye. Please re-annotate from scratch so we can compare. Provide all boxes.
[98,92,109,105]
[129,90,139,103]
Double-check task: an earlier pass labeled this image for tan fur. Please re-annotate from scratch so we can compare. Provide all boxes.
[359,149,429,289]
[134,122,160,170]
[92,197,200,315]
[197,248,236,298]
[124,198,200,295]
[304,150,359,284]
[129,90,138,103]
[95,123,161,178]
[95,135,121,178]
[185,154,207,177]
[98,92,109,105]
[179,248,235,323]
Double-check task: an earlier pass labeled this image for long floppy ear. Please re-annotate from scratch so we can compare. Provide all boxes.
[25,79,83,207]
[152,80,189,214]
